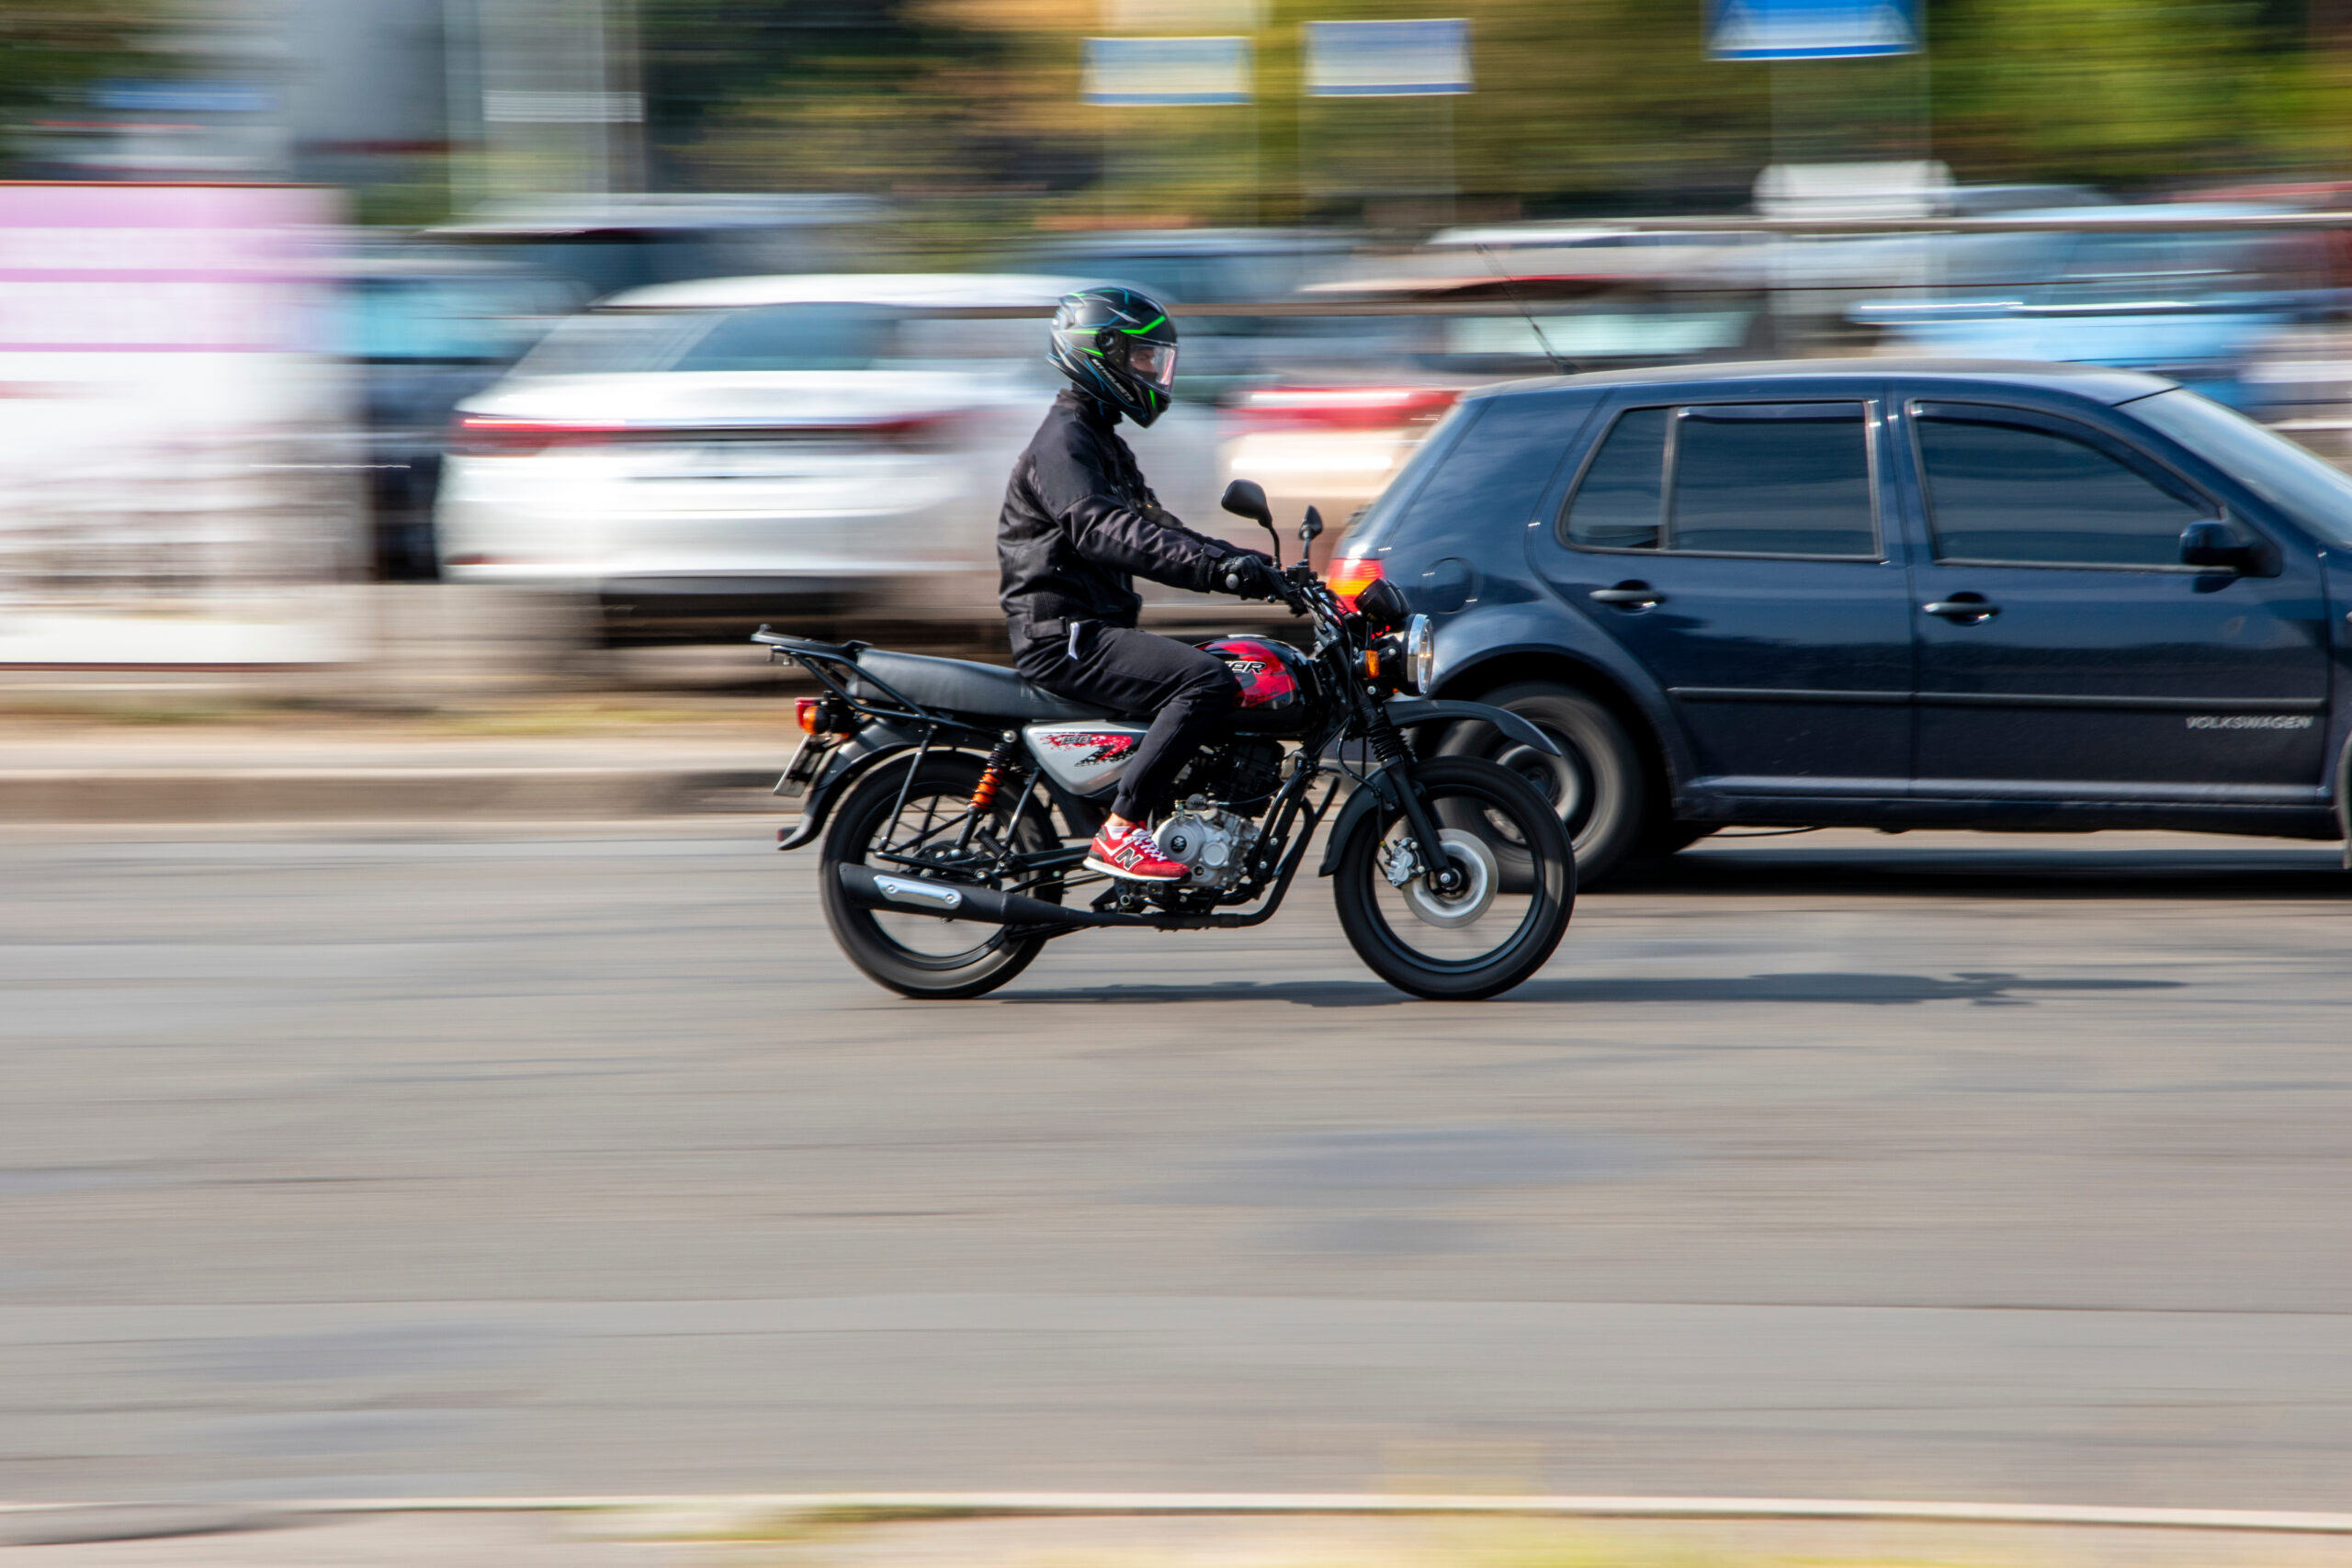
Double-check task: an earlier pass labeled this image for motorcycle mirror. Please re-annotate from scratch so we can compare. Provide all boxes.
[1300,505,1324,547]
[1220,479,1272,527]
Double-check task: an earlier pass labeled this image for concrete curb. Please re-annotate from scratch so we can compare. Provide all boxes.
[0,768,782,823]
[10,1494,2352,1541]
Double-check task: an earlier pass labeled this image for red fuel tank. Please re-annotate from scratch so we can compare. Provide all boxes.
[1193,636,1317,736]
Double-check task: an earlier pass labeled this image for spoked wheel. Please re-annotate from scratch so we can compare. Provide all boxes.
[820,753,1062,999]
[1332,756,1574,1000]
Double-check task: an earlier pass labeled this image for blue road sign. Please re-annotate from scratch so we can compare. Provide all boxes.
[1708,0,1918,60]
[1304,19,1472,97]
[1083,37,1252,107]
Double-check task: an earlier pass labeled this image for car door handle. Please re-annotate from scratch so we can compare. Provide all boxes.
[1922,595,1999,624]
[1590,581,1665,608]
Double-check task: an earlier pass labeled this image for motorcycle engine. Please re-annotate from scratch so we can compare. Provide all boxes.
[1168,737,1284,811]
[1153,801,1262,892]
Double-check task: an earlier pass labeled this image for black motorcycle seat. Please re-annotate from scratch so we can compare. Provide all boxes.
[853,649,1118,722]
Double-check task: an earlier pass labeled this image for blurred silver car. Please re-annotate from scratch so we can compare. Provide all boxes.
[436,272,1227,641]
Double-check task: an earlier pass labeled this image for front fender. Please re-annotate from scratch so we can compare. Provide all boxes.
[774,722,926,852]
[1386,697,1562,759]
[1317,709,1566,877]
[1317,769,1401,877]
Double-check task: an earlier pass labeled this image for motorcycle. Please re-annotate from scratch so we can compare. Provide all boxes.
[753,479,1574,1000]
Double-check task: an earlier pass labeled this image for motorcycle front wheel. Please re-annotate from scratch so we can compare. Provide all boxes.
[820,752,1062,1000]
[1332,756,1574,1000]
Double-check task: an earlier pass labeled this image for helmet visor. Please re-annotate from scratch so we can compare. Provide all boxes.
[1128,340,1177,391]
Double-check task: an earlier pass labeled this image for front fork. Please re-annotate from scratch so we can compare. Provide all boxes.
[1363,708,1464,897]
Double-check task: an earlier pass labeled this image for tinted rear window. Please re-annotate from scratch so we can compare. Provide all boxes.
[1674,403,1874,556]
[1561,407,1665,549]
[512,303,1034,375]
[675,305,895,371]
[1561,400,1877,558]
[1372,394,1585,546]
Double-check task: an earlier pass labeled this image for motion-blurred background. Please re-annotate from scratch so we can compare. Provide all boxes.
[9,0,2352,682]
[17,7,2352,1540]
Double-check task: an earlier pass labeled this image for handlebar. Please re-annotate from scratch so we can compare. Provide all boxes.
[1217,555,1342,631]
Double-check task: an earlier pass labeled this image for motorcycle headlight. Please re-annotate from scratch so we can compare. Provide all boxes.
[1404,614,1434,694]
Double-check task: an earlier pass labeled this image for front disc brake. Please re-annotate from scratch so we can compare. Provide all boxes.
[1403,828,1500,928]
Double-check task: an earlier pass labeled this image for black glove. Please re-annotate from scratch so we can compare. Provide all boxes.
[1218,552,1281,602]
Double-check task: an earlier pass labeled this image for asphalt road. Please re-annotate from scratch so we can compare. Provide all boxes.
[4,822,2350,1509]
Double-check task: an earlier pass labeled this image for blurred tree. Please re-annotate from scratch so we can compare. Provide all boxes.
[0,0,159,167]
[646,0,1107,256]
[644,0,933,186]
[649,0,2337,239]
[1931,0,2266,186]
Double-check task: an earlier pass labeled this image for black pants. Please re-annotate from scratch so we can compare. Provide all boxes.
[1015,624,1238,823]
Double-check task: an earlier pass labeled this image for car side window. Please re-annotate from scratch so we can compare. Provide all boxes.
[1913,404,2209,569]
[1673,403,1874,556]
[1560,400,1877,558]
[1561,407,1665,549]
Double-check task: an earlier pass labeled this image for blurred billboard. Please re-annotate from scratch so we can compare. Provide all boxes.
[1302,19,1473,96]
[1083,37,1254,107]
[1707,0,1920,60]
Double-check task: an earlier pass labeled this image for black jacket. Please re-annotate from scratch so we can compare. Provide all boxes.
[999,390,1248,648]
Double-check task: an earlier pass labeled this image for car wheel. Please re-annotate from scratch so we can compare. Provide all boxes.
[1435,681,1647,887]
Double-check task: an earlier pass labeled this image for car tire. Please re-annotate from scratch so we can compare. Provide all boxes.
[1435,681,1647,887]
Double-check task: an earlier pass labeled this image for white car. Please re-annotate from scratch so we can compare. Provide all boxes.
[436,272,1232,640]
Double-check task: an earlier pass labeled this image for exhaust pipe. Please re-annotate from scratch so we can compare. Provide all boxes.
[836,863,1146,930]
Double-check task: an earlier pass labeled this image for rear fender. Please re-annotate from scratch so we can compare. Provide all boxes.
[774,722,927,852]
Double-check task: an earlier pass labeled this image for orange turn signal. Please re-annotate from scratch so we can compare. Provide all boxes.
[1327,555,1385,611]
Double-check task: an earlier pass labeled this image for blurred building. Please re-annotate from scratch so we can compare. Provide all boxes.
[286,0,450,193]
[21,0,643,212]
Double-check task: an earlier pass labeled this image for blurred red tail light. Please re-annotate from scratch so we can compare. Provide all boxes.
[1326,555,1385,611]
[1231,386,1458,435]
[859,412,968,447]
[448,412,967,457]
[448,415,626,457]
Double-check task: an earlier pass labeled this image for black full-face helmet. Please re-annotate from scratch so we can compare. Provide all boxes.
[1046,286,1179,426]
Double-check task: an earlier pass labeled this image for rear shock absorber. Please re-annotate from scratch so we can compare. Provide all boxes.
[950,731,1024,856]
[967,730,1020,815]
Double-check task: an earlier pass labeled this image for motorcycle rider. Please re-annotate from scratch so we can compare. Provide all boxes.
[999,287,1281,882]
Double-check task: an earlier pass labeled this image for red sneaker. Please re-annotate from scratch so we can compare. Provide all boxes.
[1085,821,1187,882]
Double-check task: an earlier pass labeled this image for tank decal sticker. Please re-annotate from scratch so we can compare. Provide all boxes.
[1041,730,1143,764]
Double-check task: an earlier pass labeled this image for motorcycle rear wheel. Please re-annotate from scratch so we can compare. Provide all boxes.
[820,753,1061,1000]
[1332,756,1574,1000]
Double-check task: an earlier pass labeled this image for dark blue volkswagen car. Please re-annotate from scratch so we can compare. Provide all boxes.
[1331,358,2352,884]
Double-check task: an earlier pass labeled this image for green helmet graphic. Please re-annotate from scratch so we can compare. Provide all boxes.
[1047,286,1179,427]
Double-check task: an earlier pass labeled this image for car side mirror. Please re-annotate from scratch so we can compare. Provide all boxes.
[1300,505,1324,547]
[1220,479,1272,528]
[2179,518,2266,574]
